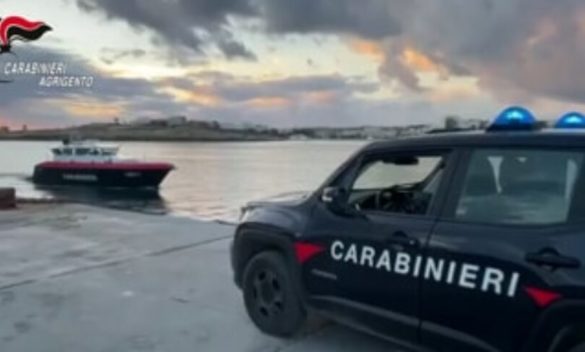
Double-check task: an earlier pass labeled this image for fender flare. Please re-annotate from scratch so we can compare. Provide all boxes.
[521,300,585,352]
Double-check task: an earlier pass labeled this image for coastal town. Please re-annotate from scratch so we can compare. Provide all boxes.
[0,115,488,141]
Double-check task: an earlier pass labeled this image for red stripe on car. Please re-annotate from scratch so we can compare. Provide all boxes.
[523,286,562,308]
[294,242,325,264]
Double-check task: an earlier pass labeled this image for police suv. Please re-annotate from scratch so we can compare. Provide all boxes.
[231,107,585,352]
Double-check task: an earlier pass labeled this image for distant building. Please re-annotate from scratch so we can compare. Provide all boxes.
[0,126,9,133]
[220,122,270,132]
[130,116,187,127]
[166,116,187,126]
[130,117,153,125]
[444,116,487,130]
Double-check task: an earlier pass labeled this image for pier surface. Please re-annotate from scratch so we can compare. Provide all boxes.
[0,204,393,352]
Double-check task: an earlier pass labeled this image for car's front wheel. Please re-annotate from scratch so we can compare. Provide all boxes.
[242,251,306,337]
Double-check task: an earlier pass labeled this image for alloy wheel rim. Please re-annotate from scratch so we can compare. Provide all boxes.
[251,268,284,319]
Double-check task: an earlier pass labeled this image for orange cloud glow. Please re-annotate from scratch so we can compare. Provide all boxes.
[304,90,338,104]
[348,38,385,62]
[401,48,439,72]
[161,86,222,107]
[430,84,479,103]
[246,97,291,108]
[48,99,126,119]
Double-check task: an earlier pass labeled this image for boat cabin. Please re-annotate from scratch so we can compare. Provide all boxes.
[51,141,119,162]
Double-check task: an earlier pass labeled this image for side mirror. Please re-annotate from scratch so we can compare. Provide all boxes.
[321,187,364,218]
[321,186,345,205]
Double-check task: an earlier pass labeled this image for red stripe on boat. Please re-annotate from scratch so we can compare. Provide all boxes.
[36,161,174,171]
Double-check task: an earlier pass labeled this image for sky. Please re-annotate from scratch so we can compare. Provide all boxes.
[1,0,585,129]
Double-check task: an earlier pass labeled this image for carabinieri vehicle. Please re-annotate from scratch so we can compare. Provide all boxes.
[231,107,585,352]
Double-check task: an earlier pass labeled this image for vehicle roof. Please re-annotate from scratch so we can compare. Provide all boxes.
[364,129,585,152]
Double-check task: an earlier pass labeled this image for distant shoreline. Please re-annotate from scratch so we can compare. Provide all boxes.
[0,119,435,142]
[0,135,286,142]
[0,121,287,142]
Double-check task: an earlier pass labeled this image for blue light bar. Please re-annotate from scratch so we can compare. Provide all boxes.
[555,112,585,129]
[487,106,537,131]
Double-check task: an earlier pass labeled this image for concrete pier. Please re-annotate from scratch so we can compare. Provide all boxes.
[0,204,393,352]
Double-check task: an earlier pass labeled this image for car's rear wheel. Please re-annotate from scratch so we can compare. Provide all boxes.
[242,251,306,337]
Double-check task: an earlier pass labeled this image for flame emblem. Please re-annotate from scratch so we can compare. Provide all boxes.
[0,16,52,54]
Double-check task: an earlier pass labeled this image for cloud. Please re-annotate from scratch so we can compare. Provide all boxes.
[75,0,585,106]
[100,48,147,65]
[382,1,585,104]
[76,0,256,61]
[161,72,378,106]
[215,36,257,61]
[0,46,186,126]
[0,45,393,128]
[8,0,585,129]
[148,72,385,128]
[256,0,406,39]
[348,38,384,62]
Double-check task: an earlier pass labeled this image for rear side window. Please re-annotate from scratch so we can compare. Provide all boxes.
[455,148,583,225]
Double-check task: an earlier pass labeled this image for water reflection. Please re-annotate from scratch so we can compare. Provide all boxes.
[33,184,169,214]
[1,140,366,221]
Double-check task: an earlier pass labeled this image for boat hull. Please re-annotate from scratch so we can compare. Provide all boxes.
[33,162,173,188]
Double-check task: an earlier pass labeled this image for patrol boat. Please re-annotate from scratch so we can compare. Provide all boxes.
[33,140,174,188]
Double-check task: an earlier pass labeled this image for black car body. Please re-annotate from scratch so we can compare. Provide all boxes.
[232,128,585,352]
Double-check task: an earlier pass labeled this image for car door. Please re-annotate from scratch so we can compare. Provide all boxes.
[300,148,457,348]
[420,147,585,352]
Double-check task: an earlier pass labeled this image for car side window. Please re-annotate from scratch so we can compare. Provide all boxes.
[348,153,445,216]
[455,148,584,225]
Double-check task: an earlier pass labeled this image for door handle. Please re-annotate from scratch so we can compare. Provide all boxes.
[387,231,420,248]
[525,250,581,269]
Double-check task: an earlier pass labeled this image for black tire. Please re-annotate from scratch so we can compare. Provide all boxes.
[242,251,306,337]
[569,343,585,352]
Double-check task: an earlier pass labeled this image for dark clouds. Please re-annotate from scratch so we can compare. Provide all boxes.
[100,48,146,65]
[257,0,406,38]
[75,0,405,56]
[380,0,585,103]
[76,0,256,60]
[76,0,585,105]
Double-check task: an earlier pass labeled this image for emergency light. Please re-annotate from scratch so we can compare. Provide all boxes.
[487,106,537,131]
[554,112,585,129]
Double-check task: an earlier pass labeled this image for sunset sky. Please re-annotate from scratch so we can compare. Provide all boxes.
[1,0,585,128]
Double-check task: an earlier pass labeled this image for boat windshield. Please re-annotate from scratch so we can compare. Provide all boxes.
[51,145,119,158]
[101,148,117,156]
